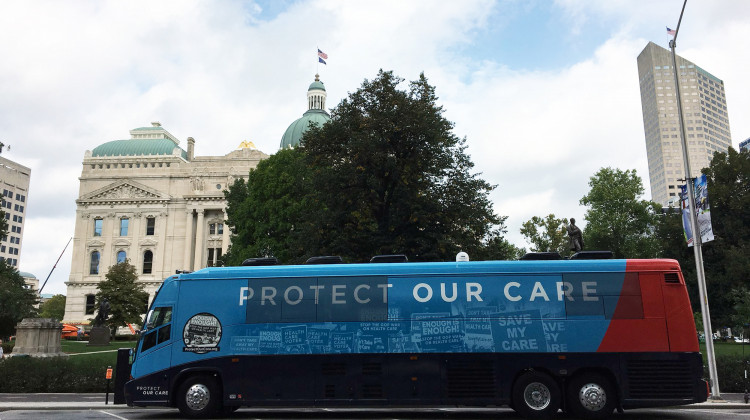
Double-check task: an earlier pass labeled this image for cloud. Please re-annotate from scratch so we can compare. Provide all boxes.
[2,1,749,292]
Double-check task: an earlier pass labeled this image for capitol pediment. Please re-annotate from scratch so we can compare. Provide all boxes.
[78,179,170,204]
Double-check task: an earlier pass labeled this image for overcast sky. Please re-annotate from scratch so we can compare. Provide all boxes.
[2,0,749,296]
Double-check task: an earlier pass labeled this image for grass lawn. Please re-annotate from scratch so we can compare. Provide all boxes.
[61,339,138,365]
[61,339,137,354]
[700,341,750,359]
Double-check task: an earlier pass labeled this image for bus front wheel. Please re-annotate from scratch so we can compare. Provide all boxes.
[177,375,221,419]
[566,373,615,420]
[512,371,560,419]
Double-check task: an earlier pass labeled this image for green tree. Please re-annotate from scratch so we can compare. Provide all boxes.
[39,294,67,321]
[95,260,149,331]
[223,148,313,265]
[654,148,749,328]
[579,167,662,258]
[520,214,570,256]
[225,70,516,263]
[0,262,38,339]
[301,70,508,261]
[699,147,750,328]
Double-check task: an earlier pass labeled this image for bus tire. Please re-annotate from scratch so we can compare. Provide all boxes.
[567,373,615,420]
[512,371,560,419]
[177,375,221,419]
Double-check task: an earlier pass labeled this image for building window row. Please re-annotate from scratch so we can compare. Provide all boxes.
[93,216,156,237]
[1,190,24,202]
[90,162,171,170]
[0,256,18,266]
[90,249,154,275]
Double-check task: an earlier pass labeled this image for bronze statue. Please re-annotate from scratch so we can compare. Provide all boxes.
[93,298,111,327]
[567,218,584,252]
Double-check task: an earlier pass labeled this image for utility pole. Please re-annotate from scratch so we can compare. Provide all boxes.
[669,0,721,399]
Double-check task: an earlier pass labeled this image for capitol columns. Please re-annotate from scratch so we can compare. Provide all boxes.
[193,209,205,270]
[183,209,194,271]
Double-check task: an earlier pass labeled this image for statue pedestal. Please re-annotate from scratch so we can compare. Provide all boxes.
[88,326,111,346]
[12,318,68,358]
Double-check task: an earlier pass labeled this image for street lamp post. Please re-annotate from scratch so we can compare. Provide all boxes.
[669,0,721,399]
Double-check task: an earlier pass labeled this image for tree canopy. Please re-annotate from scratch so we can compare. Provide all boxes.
[95,260,149,330]
[579,167,661,258]
[520,214,570,256]
[39,294,67,321]
[225,70,517,264]
[0,261,38,339]
[224,148,312,264]
[691,147,750,329]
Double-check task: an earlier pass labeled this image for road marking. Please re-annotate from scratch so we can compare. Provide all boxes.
[100,410,128,420]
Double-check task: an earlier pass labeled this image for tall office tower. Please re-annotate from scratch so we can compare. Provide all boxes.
[0,156,31,268]
[740,138,750,153]
[637,41,732,207]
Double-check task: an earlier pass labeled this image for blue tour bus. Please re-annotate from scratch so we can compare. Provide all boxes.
[118,256,707,419]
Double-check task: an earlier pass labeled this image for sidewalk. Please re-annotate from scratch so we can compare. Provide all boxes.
[1,393,750,411]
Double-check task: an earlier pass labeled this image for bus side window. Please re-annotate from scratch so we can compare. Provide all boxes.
[142,330,157,352]
[142,306,173,352]
[157,324,171,344]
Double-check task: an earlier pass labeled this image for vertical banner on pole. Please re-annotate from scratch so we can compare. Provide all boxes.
[680,174,715,246]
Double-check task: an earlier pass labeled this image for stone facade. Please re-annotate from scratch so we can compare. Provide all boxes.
[63,123,268,323]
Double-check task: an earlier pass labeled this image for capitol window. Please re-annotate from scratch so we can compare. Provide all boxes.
[120,217,129,236]
[94,219,103,236]
[90,251,100,275]
[146,217,155,236]
[117,250,127,263]
[143,250,153,274]
[85,295,96,315]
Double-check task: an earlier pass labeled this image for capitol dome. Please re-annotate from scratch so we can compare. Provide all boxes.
[280,74,330,149]
[91,122,187,159]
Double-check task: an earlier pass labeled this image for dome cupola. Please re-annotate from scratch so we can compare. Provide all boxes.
[280,74,331,149]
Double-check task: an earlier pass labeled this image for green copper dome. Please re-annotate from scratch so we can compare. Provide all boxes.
[280,74,330,149]
[280,109,330,149]
[92,139,187,159]
[309,80,326,91]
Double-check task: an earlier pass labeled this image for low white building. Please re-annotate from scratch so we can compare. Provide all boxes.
[63,122,268,323]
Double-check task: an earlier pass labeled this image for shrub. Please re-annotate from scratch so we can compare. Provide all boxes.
[1,341,13,355]
[711,355,750,392]
[0,356,113,392]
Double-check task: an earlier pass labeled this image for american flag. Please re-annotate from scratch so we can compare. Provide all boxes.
[318,48,328,60]
[667,27,676,36]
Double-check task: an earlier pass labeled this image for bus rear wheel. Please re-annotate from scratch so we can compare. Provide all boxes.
[177,375,221,419]
[566,373,615,420]
[512,371,560,419]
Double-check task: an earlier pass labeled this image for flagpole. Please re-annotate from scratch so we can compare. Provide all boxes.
[669,0,721,400]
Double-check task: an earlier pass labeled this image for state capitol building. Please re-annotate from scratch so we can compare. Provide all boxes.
[63,75,330,323]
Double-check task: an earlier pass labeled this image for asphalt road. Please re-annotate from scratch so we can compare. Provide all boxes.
[3,407,750,420]
[1,394,749,420]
